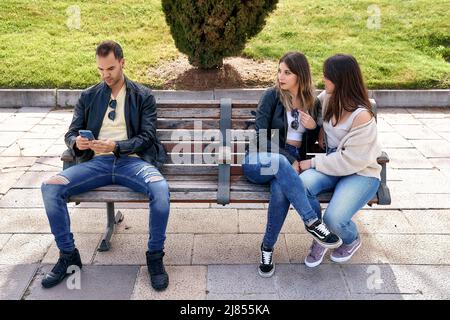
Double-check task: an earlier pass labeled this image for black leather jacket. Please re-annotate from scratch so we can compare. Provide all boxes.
[250,87,322,164]
[65,76,167,169]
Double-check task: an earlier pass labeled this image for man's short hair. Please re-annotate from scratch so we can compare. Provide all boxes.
[96,40,124,60]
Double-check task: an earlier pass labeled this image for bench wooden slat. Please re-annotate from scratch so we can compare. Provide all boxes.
[157,129,255,140]
[157,119,251,130]
[160,165,244,175]
[158,108,255,118]
[157,101,257,108]
[69,189,378,204]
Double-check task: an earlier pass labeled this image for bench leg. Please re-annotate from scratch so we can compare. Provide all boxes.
[98,202,124,252]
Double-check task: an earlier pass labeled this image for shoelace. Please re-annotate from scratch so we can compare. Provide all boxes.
[149,258,165,275]
[315,223,331,237]
[51,256,69,275]
[261,250,272,265]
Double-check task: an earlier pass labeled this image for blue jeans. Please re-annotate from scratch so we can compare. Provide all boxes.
[300,169,380,244]
[242,151,319,249]
[41,155,170,253]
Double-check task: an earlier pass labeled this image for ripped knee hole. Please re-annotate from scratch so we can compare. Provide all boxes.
[44,175,70,185]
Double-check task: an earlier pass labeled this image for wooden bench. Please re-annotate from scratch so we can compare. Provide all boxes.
[61,98,391,251]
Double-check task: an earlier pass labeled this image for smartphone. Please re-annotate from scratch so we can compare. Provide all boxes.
[78,130,95,141]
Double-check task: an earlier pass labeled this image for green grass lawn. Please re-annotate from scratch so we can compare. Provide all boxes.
[0,0,448,89]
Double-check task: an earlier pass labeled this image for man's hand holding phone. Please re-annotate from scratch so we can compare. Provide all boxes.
[76,130,115,153]
[90,139,115,153]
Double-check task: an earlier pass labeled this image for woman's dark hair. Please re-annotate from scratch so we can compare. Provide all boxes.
[323,54,373,125]
[96,40,124,60]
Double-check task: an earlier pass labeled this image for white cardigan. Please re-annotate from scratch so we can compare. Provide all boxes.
[311,92,383,180]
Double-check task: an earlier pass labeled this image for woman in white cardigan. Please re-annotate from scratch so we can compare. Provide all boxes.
[299,54,382,267]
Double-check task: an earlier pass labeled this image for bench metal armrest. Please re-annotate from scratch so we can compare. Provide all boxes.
[376,151,391,205]
[61,148,76,170]
[61,148,75,162]
[377,151,389,165]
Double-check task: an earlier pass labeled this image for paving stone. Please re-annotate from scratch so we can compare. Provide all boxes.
[385,182,450,209]
[429,158,450,170]
[285,234,389,264]
[380,111,422,125]
[132,266,207,300]
[437,132,450,142]
[0,132,24,147]
[1,139,55,157]
[0,189,45,208]
[207,265,277,294]
[16,107,52,116]
[26,265,139,300]
[0,156,37,170]
[0,109,18,123]
[0,209,50,233]
[410,139,450,158]
[420,118,450,132]
[376,118,395,132]
[389,265,450,299]
[274,264,349,299]
[0,234,53,264]
[0,170,25,194]
[347,293,415,300]
[378,132,413,148]
[375,234,450,264]
[383,148,434,168]
[385,169,450,193]
[340,264,450,299]
[93,234,193,265]
[193,234,289,265]
[407,108,448,119]
[0,264,38,300]
[69,208,109,234]
[0,234,12,250]
[43,144,68,157]
[238,209,306,234]
[402,210,450,234]
[29,157,63,171]
[21,125,66,139]
[340,264,409,294]
[42,233,102,265]
[354,210,414,234]
[13,171,56,188]
[0,118,41,132]
[38,117,67,126]
[207,293,279,300]
[392,124,442,140]
[166,209,238,234]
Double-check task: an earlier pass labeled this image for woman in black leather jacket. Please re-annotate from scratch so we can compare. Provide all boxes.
[242,52,341,278]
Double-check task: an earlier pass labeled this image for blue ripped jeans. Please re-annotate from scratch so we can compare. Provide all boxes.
[242,146,320,249]
[41,155,170,253]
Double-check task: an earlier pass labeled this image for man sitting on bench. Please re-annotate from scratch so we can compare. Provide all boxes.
[40,40,170,291]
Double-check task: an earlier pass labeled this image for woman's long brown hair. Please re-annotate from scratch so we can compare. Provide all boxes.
[323,54,373,126]
[275,51,316,117]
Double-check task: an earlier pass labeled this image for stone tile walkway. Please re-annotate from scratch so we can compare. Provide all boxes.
[0,107,449,299]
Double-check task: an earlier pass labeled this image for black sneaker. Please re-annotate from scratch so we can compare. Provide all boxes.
[146,250,169,291]
[41,248,82,289]
[258,244,275,278]
[305,220,343,249]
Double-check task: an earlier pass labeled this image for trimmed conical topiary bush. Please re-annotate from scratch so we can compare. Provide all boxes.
[162,0,278,69]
